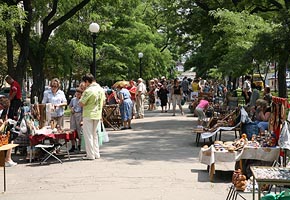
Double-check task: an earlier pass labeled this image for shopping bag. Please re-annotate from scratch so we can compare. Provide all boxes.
[101,121,109,143]
[278,121,290,150]
[80,133,86,151]
[97,121,109,146]
[155,99,161,107]
[181,98,186,106]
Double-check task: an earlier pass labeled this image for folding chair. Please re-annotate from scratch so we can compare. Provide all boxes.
[35,144,63,164]
[226,184,247,200]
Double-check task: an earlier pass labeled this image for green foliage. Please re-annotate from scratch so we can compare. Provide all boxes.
[3,0,290,98]
[46,0,175,85]
[0,34,7,85]
[0,3,26,34]
[209,9,273,77]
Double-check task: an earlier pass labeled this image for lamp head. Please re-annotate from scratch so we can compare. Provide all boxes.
[138,52,143,58]
[89,23,100,33]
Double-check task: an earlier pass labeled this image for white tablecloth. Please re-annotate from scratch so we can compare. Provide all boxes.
[199,146,280,166]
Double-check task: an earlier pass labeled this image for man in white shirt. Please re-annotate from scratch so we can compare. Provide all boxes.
[136,78,146,119]
[243,75,252,105]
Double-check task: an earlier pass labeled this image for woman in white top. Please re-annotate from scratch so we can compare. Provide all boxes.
[42,78,67,128]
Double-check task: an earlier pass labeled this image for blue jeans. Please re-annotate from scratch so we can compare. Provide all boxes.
[254,121,268,132]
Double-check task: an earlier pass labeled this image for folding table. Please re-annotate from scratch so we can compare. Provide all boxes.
[0,144,18,192]
[29,130,77,164]
[199,146,280,182]
[250,166,290,200]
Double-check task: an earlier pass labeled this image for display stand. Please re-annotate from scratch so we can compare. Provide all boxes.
[250,166,290,200]
[0,144,18,192]
[102,104,122,130]
[199,146,280,182]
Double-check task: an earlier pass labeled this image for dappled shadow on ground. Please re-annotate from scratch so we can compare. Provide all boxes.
[100,112,198,163]
[13,107,238,170]
[99,109,238,164]
[14,150,88,167]
[191,168,233,183]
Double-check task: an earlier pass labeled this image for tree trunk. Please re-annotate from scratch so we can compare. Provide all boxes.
[29,43,46,104]
[30,63,45,104]
[6,0,32,89]
[6,31,14,76]
[6,0,90,102]
[278,49,289,98]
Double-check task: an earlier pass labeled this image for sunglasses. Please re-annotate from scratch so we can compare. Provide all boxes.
[51,85,58,88]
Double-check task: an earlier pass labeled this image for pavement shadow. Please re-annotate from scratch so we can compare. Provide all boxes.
[100,119,198,162]
[191,168,233,183]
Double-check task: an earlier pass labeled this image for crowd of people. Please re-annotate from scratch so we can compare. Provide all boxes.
[190,75,273,137]
[0,74,106,164]
[0,73,274,166]
[105,76,191,118]
[242,75,273,136]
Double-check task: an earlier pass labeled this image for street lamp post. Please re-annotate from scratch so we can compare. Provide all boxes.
[89,22,100,78]
[138,52,143,78]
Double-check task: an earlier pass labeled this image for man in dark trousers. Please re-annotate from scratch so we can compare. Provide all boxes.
[5,75,22,119]
[242,75,252,105]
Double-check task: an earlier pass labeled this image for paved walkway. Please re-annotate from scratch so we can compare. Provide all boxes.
[0,104,252,200]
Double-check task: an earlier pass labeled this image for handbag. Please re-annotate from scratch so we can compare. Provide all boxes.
[155,99,161,107]
[97,121,109,146]
[181,97,186,105]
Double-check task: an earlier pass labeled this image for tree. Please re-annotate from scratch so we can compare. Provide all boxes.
[170,0,290,97]
[2,0,91,102]
[0,2,26,83]
[48,0,175,86]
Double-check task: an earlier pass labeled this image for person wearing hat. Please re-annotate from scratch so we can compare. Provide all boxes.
[136,78,147,119]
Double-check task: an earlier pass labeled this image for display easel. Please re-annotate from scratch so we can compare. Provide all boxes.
[0,144,18,192]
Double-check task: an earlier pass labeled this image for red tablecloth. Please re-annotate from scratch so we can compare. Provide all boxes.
[29,130,77,146]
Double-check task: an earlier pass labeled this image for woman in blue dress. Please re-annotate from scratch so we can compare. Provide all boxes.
[117,85,133,130]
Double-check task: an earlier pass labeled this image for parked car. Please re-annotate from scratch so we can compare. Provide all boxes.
[0,87,10,98]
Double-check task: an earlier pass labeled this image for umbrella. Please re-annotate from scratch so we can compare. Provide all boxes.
[112,80,129,88]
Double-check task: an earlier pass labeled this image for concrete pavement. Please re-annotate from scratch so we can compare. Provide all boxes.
[0,103,252,200]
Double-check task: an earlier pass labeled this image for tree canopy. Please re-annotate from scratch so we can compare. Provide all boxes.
[2,0,290,98]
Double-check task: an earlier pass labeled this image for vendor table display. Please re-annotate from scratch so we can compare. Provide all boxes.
[199,140,280,182]
[29,128,77,146]
[250,166,290,200]
[29,128,77,162]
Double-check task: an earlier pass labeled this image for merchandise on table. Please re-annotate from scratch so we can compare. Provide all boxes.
[252,167,290,180]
